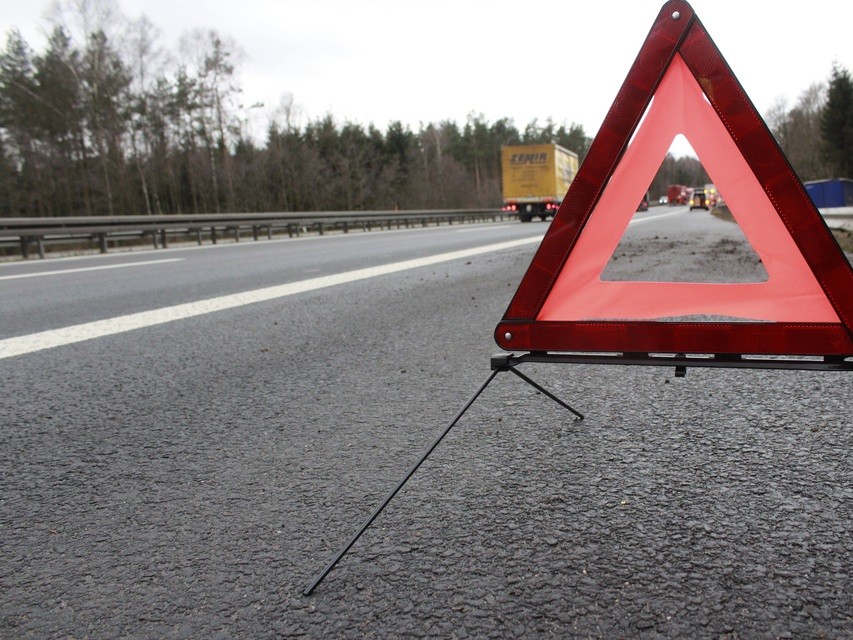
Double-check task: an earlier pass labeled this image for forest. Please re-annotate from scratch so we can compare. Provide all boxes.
[1,2,851,218]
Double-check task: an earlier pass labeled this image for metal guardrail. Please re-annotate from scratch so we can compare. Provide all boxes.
[820,207,853,232]
[0,209,509,259]
[2,206,847,260]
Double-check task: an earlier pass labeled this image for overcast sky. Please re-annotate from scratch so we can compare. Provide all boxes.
[2,0,850,153]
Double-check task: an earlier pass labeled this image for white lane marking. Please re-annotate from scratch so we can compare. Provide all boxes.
[630,209,687,224]
[0,237,542,360]
[454,224,516,233]
[0,258,183,281]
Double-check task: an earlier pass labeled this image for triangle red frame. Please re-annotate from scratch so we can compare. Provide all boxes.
[494,0,853,357]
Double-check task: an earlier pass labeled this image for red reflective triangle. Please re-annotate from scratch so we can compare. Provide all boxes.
[495,0,853,357]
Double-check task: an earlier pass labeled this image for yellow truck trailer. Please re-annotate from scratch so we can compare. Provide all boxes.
[500,143,578,222]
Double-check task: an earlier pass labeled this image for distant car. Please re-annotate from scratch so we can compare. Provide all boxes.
[659,195,668,205]
[689,191,708,210]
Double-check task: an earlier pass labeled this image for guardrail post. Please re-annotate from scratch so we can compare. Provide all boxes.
[252,225,258,241]
[196,228,203,245]
[343,222,349,234]
[267,225,272,240]
[318,222,324,236]
[98,233,107,253]
[160,229,168,248]
[211,227,217,244]
[233,227,240,242]
[36,237,45,259]
[287,223,294,238]
[20,237,29,259]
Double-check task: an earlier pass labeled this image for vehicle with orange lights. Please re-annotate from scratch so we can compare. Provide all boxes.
[689,184,719,210]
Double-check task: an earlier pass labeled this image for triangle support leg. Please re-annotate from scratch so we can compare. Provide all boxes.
[303,367,501,596]
[491,352,584,420]
[507,366,584,420]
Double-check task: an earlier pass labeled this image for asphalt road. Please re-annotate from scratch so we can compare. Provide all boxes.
[1,209,851,638]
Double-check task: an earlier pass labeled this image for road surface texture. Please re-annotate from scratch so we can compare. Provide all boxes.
[1,209,851,638]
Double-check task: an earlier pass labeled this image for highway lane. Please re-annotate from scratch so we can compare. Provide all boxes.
[2,209,851,638]
[0,221,546,342]
[0,207,689,345]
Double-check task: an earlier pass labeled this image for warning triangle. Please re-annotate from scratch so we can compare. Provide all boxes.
[495,0,853,357]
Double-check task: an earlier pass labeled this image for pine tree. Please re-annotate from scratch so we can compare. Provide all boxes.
[820,63,853,177]
[0,30,42,215]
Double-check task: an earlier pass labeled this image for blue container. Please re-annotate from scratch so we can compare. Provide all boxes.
[804,178,853,208]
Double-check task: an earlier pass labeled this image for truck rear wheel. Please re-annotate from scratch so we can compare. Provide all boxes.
[519,215,532,222]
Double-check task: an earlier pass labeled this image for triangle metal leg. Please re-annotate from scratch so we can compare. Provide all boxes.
[507,366,584,420]
[303,368,500,596]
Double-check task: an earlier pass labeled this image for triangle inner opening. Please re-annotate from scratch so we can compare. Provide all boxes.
[600,143,769,284]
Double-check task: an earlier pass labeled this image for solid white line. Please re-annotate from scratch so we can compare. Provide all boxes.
[630,209,687,224]
[0,236,541,360]
[454,224,516,233]
[0,258,183,281]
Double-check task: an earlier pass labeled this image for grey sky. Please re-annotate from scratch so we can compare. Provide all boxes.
[2,0,850,153]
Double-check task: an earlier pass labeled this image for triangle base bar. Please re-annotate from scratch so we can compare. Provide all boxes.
[496,321,853,357]
[498,351,853,373]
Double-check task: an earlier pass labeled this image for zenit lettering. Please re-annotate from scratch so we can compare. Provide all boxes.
[510,153,548,165]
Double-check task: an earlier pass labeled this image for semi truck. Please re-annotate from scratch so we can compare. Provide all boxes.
[804,178,853,208]
[667,184,690,205]
[501,143,578,222]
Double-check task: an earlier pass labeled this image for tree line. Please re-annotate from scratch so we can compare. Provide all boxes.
[0,1,850,218]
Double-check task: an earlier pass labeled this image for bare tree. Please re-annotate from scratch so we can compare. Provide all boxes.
[123,14,167,214]
[179,29,244,212]
[768,83,830,181]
